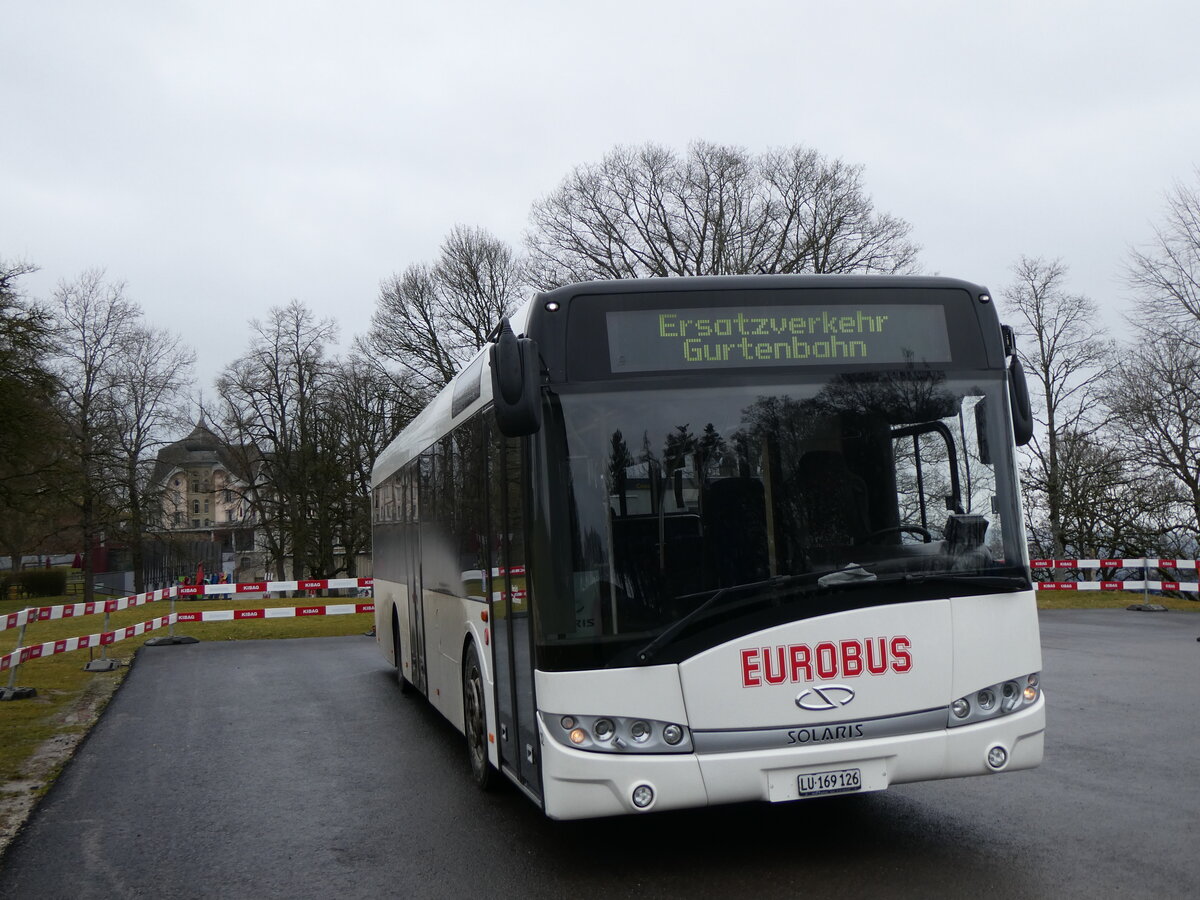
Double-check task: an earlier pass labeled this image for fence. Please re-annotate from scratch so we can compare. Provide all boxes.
[1029,557,1200,594]
[1,577,374,700]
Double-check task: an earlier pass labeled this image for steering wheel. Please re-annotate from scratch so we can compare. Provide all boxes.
[864,525,933,544]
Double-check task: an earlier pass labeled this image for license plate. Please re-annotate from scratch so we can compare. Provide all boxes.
[797,767,862,797]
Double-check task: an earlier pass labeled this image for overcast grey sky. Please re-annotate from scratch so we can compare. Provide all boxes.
[3,1,1198,394]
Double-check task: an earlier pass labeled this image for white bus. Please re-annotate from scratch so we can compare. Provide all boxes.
[371,275,1044,819]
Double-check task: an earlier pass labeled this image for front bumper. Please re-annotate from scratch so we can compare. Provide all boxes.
[538,695,1045,820]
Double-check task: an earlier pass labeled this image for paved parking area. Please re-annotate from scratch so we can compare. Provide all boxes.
[0,610,1196,898]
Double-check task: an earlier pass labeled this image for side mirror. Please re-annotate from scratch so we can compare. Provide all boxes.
[1008,356,1034,446]
[490,318,542,437]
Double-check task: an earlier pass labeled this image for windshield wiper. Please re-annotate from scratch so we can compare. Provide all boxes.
[899,572,1030,590]
[635,574,811,665]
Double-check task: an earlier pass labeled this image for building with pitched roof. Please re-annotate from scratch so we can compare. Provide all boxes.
[150,417,263,579]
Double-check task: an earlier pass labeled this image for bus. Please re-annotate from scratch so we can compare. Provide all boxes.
[371,274,1044,819]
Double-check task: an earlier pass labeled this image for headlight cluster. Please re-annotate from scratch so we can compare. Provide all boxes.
[948,672,1040,727]
[543,713,693,753]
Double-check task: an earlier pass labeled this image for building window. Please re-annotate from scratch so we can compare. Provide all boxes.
[192,519,200,528]
[204,518,210,527]
[204,499,210,513]
[225,489,233,503]
[192,500,200,514]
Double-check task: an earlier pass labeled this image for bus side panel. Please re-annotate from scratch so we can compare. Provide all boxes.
[425,594,486,734]
[374,576,411,677]
[372,585,388,658]
[373,580,398,664]
[424,590,453,722]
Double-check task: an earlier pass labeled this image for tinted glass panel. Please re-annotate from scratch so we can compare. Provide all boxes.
[532,371,1027,670]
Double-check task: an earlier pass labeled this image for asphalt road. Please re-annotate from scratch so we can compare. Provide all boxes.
[0,610,1197,899]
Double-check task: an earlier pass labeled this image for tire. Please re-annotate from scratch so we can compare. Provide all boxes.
[393,612,411,695]
[462,643,496,790]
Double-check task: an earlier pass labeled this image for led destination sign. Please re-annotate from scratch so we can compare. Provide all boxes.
[606,304,952,373]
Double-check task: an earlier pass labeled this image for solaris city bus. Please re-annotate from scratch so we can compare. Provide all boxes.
[371,275,1044,819]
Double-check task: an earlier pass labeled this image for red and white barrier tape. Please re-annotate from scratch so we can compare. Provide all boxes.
[1030,558,1199,569]
[176,577,372,597]
[1036,581,1194,592]
[1031,559,1198,592]
[0,614,178,672]
[176,603,375,623]
[2,587,176,634]
[2,578,374,633]
[0,602,376,672]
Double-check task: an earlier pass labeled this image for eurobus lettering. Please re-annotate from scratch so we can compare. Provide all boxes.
[740,636,912,687]
[371,275,1045,820]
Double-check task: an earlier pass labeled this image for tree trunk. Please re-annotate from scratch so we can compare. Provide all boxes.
[127,471,146,594]
[81,494,95,605]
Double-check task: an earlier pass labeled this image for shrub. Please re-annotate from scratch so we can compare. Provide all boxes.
[19,569,68,597]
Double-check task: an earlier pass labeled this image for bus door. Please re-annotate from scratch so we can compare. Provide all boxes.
[488,430,542,797]
[407,461,429,696]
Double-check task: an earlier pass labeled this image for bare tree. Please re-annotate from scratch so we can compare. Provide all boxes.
[50,270,142,603]
[1107,333,1200,541]
[110,326,196,592]
[367,225,525,394]
[1044,430,1184,560]
[524,141,919,288]
[1127,169,1200,335]
[217,301,338,580]
[1111,171,1200,551]
[319,354,409,575]
[0,260,60,499]
[0,259,69,571]
[1002,257,1112,557]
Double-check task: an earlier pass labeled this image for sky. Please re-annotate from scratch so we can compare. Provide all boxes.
[3,1,1198,396]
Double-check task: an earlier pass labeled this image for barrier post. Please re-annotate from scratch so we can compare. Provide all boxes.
[0,610,37,701]
[1128,555,1168,613]
[144,587,197,647]
[83,604,120,671]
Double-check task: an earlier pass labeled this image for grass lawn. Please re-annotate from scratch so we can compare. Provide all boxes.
[0,591,375,847]
[1035,589,1200,611]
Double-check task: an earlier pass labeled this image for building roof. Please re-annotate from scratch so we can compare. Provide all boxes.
[152,418,254,486]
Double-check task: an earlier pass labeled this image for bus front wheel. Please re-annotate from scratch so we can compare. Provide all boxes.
[463,643,497,790]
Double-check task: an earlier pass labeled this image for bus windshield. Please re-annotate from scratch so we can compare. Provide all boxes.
[533,369,1027,670]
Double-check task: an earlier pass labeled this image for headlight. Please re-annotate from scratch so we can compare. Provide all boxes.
[543,712,692,753]
[948,672,1041,727]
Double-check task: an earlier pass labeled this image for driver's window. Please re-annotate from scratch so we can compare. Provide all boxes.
[892,427,956,540]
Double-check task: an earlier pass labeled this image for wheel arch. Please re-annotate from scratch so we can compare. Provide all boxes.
[461,619,500,771]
